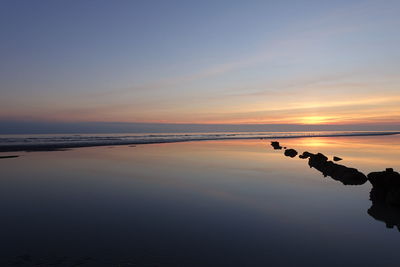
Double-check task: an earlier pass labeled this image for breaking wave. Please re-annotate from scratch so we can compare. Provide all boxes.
[0,131,399,152]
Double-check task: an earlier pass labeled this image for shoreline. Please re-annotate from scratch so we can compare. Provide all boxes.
[0,131,399,153]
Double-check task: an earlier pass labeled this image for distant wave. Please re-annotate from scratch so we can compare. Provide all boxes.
[0,131,399,152]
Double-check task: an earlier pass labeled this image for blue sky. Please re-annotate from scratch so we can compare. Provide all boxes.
[1,0,399,128]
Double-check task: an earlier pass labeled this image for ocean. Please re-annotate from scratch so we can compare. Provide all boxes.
[0,131,398,152]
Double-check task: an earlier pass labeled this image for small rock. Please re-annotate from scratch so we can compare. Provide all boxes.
[284,149,298,158]
[270,141,282,150]
[333,156,342,162]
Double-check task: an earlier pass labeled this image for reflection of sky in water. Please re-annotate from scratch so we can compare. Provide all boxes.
[278,135,400,173]
[0,136,399,266]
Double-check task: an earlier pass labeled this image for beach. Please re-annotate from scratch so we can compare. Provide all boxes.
[2,1,400,265]
[0,134,399,266]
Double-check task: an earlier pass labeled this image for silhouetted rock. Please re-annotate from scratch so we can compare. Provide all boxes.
[284,149,298,158]
[270,141,282,150]
[307,152,367,185]
[307,153,328,170]
[367,169,400,206]
[368,168,400,188]
[299,151,313,159]
[312,153,328,162]
[267,143,400,230]
[333,156,342,161]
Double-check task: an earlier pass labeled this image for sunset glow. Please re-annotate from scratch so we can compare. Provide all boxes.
[0,1,399,130]
[2,1,400,265]
[298,116,336,125]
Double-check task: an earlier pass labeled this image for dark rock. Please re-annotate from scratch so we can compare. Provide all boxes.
[367,169,400,206]
[270,141,282,150]
[333,156,342,161]
[314,153,328,162]
[299,151,313,159]
[307,152,367,185]
[268,141,400,230]
[308,153,328,170]
[284,149,298,158]
[368,169,400,189]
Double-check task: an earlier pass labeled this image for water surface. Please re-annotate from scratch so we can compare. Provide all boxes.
[0,135,399,266]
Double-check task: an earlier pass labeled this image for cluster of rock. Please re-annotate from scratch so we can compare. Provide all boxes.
[299,151,367,185]
[270,140,400,230]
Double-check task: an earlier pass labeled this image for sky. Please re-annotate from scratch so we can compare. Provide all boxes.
[1,0,400,132]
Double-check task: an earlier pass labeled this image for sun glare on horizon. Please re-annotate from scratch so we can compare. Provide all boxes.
[298,116,336,125]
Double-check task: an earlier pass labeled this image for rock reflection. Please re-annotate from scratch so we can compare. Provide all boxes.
[369,187,400,231]
[270,140,400,231]
[367,169,400,231]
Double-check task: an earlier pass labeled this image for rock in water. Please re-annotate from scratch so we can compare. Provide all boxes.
[270,141,282,150]
[333,156,342,161]
[368,168,400,206]
[299,151,313,159]
[284,149,298,158]
[307,152,367,185]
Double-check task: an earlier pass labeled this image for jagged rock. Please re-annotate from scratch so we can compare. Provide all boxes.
[307,152,367,185]
[308,153,328,169]
[368,169,400,206]
[284,149,298,158]
[270,141,282,150]
[333,156,342,161]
